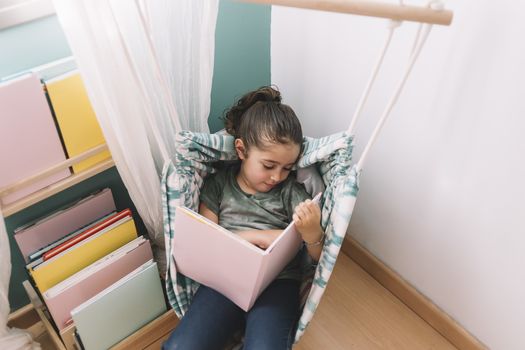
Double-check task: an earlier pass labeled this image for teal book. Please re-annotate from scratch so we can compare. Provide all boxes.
[71,260,166,350]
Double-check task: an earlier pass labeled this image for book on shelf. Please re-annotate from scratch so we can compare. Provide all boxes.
[14,188,116,263]
[29,212,138,293]
[172,192,322,311]
[26,211,116,267]
[45,71,110,173]
[0,73,70,206]
[42,208,132,261]
[43,236,153,331]
[71,260,167,350]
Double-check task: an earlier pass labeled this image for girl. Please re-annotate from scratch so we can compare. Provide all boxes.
[163,86,324,350]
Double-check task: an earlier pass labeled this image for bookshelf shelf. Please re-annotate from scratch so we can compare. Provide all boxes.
[1,145,114,217]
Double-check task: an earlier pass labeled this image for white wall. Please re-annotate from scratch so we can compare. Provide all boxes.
[272,1,525,349]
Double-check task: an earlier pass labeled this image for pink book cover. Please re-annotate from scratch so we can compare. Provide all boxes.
[14,188,116,263]
[0,73,70,205]
[43,237,153,331]
[172,192,321,311]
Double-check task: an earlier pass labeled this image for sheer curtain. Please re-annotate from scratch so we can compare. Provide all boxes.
[51,0,219,268]
[0,210,40,349]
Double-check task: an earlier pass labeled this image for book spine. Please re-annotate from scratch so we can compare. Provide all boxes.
[42,209,132,261]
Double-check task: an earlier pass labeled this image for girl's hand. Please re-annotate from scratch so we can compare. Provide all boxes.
[237,230,282,249]
[293,199,323,244]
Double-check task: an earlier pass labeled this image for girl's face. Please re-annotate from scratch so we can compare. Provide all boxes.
[235,139,300,194]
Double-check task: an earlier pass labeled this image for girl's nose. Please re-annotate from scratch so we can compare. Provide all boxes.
[270,171,283,183]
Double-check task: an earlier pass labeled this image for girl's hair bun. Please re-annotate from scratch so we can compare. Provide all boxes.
[222,86,302,148]
[223,86,281,137]
[253,86,281,103]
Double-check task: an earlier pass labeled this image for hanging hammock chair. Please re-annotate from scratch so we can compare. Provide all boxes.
[162,0,450,344]
[162,130,356,341]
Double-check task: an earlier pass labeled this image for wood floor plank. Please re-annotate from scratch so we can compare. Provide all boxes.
[294,253,458,350]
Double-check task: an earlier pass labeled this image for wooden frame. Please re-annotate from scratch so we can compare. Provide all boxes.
[0,0,55,30]
[0,144,114,217]
[22,280,67,350]
[241,0,453,25]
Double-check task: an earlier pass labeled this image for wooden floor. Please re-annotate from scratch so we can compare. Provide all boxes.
[37,253,456,349]
[295,253,456,350]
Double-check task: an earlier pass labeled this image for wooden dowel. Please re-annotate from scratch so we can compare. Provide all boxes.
[240,0,453,26]
[7,304,35,324]
[0,143,109,197]
[22,281,67,350]
[2,158,115,217]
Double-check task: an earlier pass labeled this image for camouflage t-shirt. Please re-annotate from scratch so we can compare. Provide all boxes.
[199,163,310,281]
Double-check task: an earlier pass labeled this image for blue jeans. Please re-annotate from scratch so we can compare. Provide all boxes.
[162,279,300,350]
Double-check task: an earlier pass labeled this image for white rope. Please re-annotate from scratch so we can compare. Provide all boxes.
[347,0,409,134]
[347,20,400,134]
[355,0,443,173]
[356,22,433,172]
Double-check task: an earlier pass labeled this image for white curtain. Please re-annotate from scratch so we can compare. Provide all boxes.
[0,210,41,349]
[51,0,219,269]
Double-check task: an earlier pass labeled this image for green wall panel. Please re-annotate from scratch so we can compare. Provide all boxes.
[209,1,271,132]
[0,15,71,78]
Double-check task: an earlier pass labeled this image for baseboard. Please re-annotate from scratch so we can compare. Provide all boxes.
[341,235,487,350]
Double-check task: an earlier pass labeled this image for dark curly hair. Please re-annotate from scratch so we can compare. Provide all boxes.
[222,86,303,151]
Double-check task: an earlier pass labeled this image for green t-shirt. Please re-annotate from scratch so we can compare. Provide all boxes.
[199,163,311,281]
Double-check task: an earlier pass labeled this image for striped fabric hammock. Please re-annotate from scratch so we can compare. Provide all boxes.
[161,130,358,341]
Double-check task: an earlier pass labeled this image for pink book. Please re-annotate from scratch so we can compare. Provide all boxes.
[0,73,70,205]
[172,193,322,311]
[14,188,116,263]
[43,236,153,331]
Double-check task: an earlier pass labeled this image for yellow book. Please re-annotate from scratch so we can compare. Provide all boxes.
[45,71,110,173]
[30,217,137,293]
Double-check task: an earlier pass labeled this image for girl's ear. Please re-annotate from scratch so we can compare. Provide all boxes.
[235,139,247,159]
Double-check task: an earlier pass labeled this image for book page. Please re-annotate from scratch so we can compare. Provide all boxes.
[173,207,264,311]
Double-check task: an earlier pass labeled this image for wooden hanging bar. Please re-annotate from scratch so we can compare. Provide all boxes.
[240,0,453,26]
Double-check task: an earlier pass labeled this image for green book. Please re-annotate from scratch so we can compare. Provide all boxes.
[71,260,166,350]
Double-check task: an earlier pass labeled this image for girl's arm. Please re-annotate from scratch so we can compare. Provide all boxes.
[199,202,219,223]
[237,230,282,249]
[294,200,324,262]
[199,202,282,249]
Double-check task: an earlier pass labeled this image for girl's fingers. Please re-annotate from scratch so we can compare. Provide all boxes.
[293,213,304,224]
[306,201,320,216]
[295,200,321,221]
[300,203,313,216]
[309,202,320,215]
[295,206,307,218]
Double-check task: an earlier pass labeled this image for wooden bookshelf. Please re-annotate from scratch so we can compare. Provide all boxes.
[19,280,178,350]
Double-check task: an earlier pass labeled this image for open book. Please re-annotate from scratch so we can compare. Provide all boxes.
[172,193,321,311]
